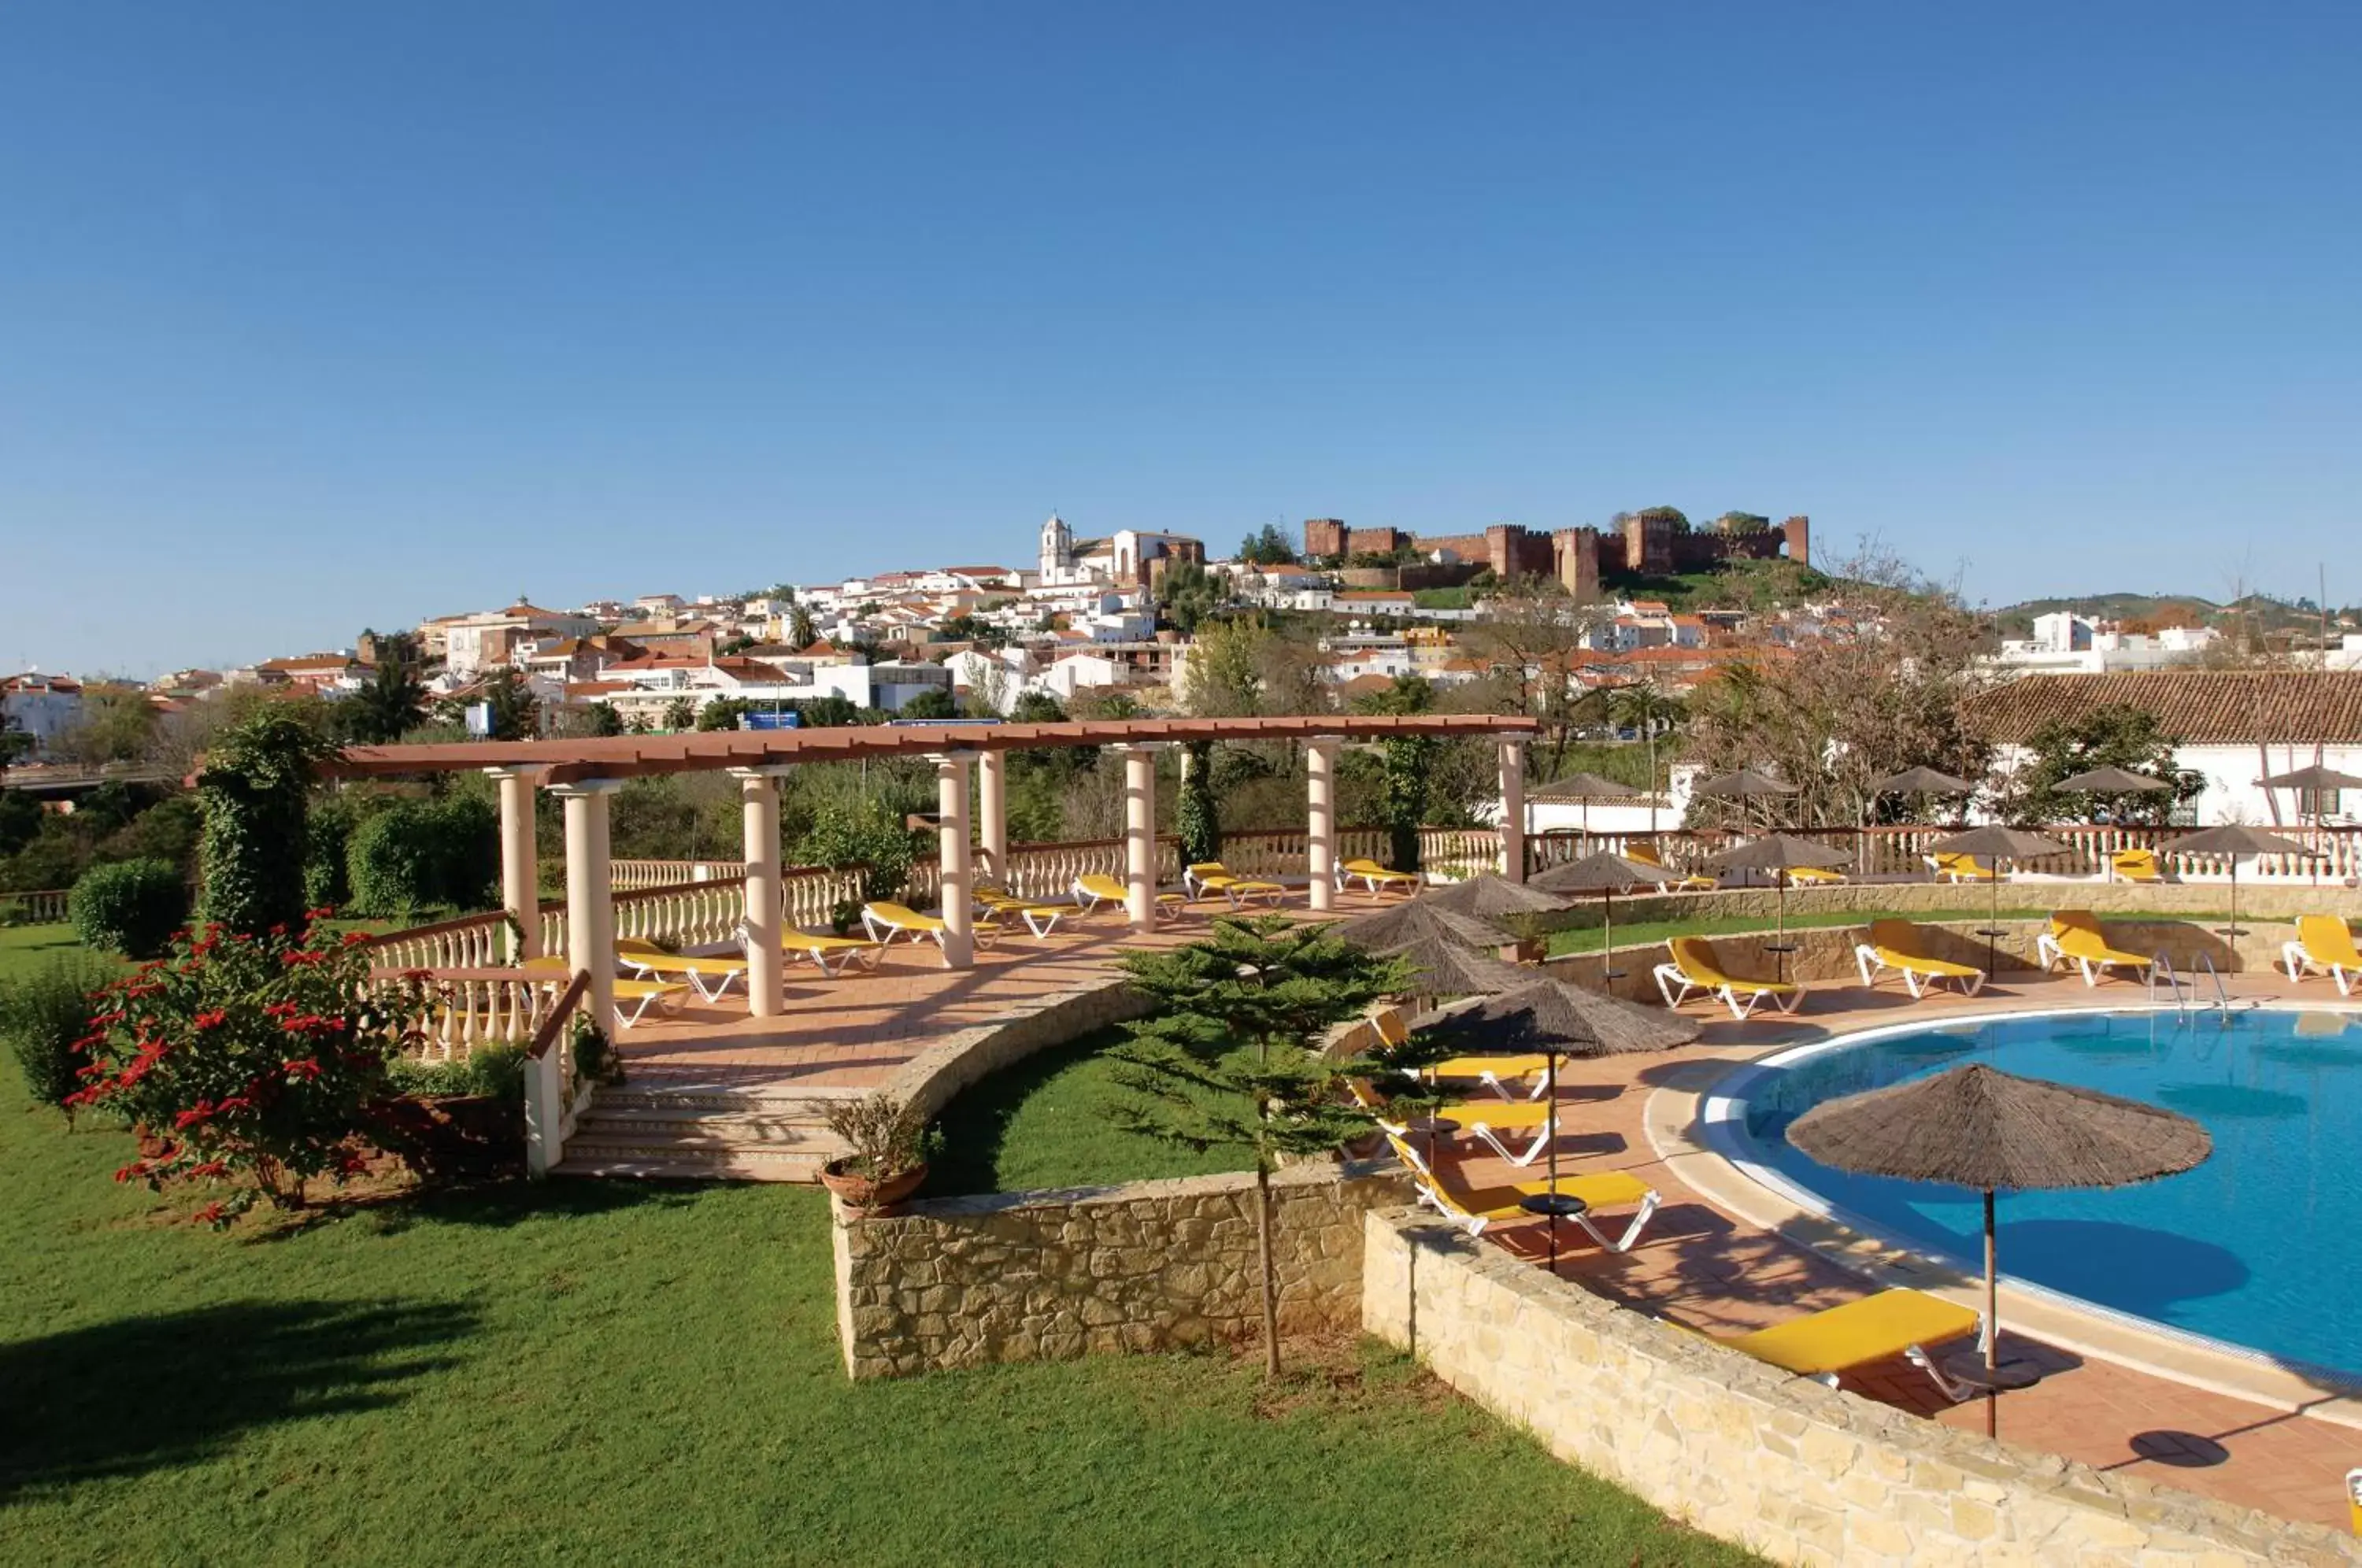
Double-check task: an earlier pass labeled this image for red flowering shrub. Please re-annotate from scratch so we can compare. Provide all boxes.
[68,911,419,1219]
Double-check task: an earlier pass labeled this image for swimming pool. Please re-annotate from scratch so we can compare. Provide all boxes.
[1711,1006,2362,1384]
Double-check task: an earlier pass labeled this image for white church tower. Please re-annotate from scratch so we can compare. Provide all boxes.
[1038,512,1074,580]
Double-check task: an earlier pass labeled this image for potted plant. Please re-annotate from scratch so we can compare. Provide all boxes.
[819,1091,941,1215]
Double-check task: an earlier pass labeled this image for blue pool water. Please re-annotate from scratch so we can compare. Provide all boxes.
[1727,1008,2362,1382]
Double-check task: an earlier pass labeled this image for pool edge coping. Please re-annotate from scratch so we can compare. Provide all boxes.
[1643,996,2362,1433]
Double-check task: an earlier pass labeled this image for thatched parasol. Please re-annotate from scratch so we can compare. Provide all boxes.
[1703,833,1853,975]
[2256,764,2362,875]
[1423,872,1570,923]
[1377,937,1535,1001]
[1535,770,1633,839]
[1927,825,2075,974]
[1418,978,1699,1267]
[1787,1063,2209,1435]
[1333,897,1509,956]
[2158,823,2314,940]
[2055,764,2171,795]
[1530,851,1664,978]
[1871,765,1979,796]
[1693,767,1793,831]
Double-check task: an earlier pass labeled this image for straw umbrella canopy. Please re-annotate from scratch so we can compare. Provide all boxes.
[1531,851,1664,978]
[1692,767,1794,831]
[1536,771,1632,840]
[1786,1063,2209,1436]
[2157,823,2313,940]
[1423,872,1571,923]
[1332,897,1510,957]
[1702,833,1852,974]
[1418,978,1700,1267]
[1871,765,1979,796]
[2258,764,2362,856]
[1375,937,1536,1002]
[1927,825,2074,974]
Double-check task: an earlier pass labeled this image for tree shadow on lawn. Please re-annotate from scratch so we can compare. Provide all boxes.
[0,1297,477,1501]
[351,1173,726,1235]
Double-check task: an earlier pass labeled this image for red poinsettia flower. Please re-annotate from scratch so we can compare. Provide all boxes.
[193,1010,228,1030]
[283,1057,323,1081]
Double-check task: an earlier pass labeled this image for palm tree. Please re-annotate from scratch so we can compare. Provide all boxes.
[1605,682,1685,831]
[342,659,428,745]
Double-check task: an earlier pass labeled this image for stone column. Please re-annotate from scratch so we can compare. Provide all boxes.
[1498,738,1527,882]
[553,780,621,1031]
[1116,743,1166,931]
[487,766,544,960]
[1305,738,1341,912]
[934,752,976,969]
[731,767,786,1017]
[976,749,1008,886]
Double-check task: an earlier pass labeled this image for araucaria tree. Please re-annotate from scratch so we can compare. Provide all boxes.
[1111,917,1405,1378]
[197,710,338,937]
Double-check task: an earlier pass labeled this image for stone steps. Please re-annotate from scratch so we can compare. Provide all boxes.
[557,1078,857,1184]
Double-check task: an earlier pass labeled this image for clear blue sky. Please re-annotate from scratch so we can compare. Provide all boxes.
[6,2,2358,675]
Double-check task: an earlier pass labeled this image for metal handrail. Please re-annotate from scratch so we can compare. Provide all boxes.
[2148,952,2189,1017]
[2191,951,2231,1014]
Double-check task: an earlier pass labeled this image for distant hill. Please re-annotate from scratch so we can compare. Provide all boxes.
[1988,591,2353,642]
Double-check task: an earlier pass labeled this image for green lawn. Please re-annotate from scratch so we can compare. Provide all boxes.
[0,923,87,985]
[931,1025,1253,1195]
[0,1058,1757,1566]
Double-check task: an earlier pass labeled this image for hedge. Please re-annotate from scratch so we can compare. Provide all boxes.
[69,858,189,959]
[346,797,498,915]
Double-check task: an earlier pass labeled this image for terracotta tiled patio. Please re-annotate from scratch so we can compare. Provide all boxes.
[615,909,2361,1529]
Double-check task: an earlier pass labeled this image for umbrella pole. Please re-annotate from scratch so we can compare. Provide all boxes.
[1545,1048,1560,1274]
[1984,1189,1999,1440]
[1601,887,1615,986]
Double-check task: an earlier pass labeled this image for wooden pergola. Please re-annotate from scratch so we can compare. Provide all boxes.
[329,712,1540,1039]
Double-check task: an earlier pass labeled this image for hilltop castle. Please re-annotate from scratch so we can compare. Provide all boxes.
[1301,512,1809,598]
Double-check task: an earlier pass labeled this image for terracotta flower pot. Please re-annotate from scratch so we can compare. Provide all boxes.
[820,1159,928,1216]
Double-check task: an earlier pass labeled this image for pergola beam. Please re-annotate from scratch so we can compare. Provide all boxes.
[326,714,1541,782]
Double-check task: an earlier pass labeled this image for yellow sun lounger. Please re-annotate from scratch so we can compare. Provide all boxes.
[1925,851,1997,884]
[973,882,1072,938]
[1853,919,1985,999]
[1071,873,1187,920]
[2038,911,2155,987]
[860,901,999,963]
[1337,857,1421,896]
[1183,862,1289,908]
[1379,1125,1661,1254]
[1653,936,1803,1019]
[1713,1288,1980,1400]
[2282,915,2362,997]
[614,937,751,1004]
[1782,865,1846,886]
[1625,841,1716,892]
[609,976,693,1027]
[2110,847,2164,883]
[1423,1052,1555,1101]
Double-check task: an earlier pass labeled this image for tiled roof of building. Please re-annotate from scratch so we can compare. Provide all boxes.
[1960,671,2362,745]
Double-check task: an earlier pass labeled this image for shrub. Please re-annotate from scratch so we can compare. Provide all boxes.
[70,859,189,959]
[795,799,915,904]
[346,797,497,915]
[0,954,117,1111]
[304,792,361,909]
[386,1041,525,1103]
[197,710,336,937]
[68,913,410,1216]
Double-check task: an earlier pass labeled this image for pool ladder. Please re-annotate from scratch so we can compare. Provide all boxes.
[2149,951,2238,1017]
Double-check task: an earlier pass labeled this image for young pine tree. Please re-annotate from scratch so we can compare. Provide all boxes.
[1110,915,1406,1378]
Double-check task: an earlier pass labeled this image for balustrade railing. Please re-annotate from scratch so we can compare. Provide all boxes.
[0,888,71,924]
[611,858,746,890]
[367,965,560,1059]
[359,908,536,971]
[612,872,753,949]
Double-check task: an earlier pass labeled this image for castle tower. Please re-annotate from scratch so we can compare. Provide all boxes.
[1039,512,1073,579]
[1779,515,1810,568]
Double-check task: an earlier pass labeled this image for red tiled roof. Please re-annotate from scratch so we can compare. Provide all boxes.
[1960,672,2362,745]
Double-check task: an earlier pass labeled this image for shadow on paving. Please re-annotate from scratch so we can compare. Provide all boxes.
[0,1298,478,1500]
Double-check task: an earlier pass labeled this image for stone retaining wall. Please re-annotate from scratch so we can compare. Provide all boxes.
[1361,1209,2359,1566]
[834,1161,1412,1378]
[883,972,1153,1122]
